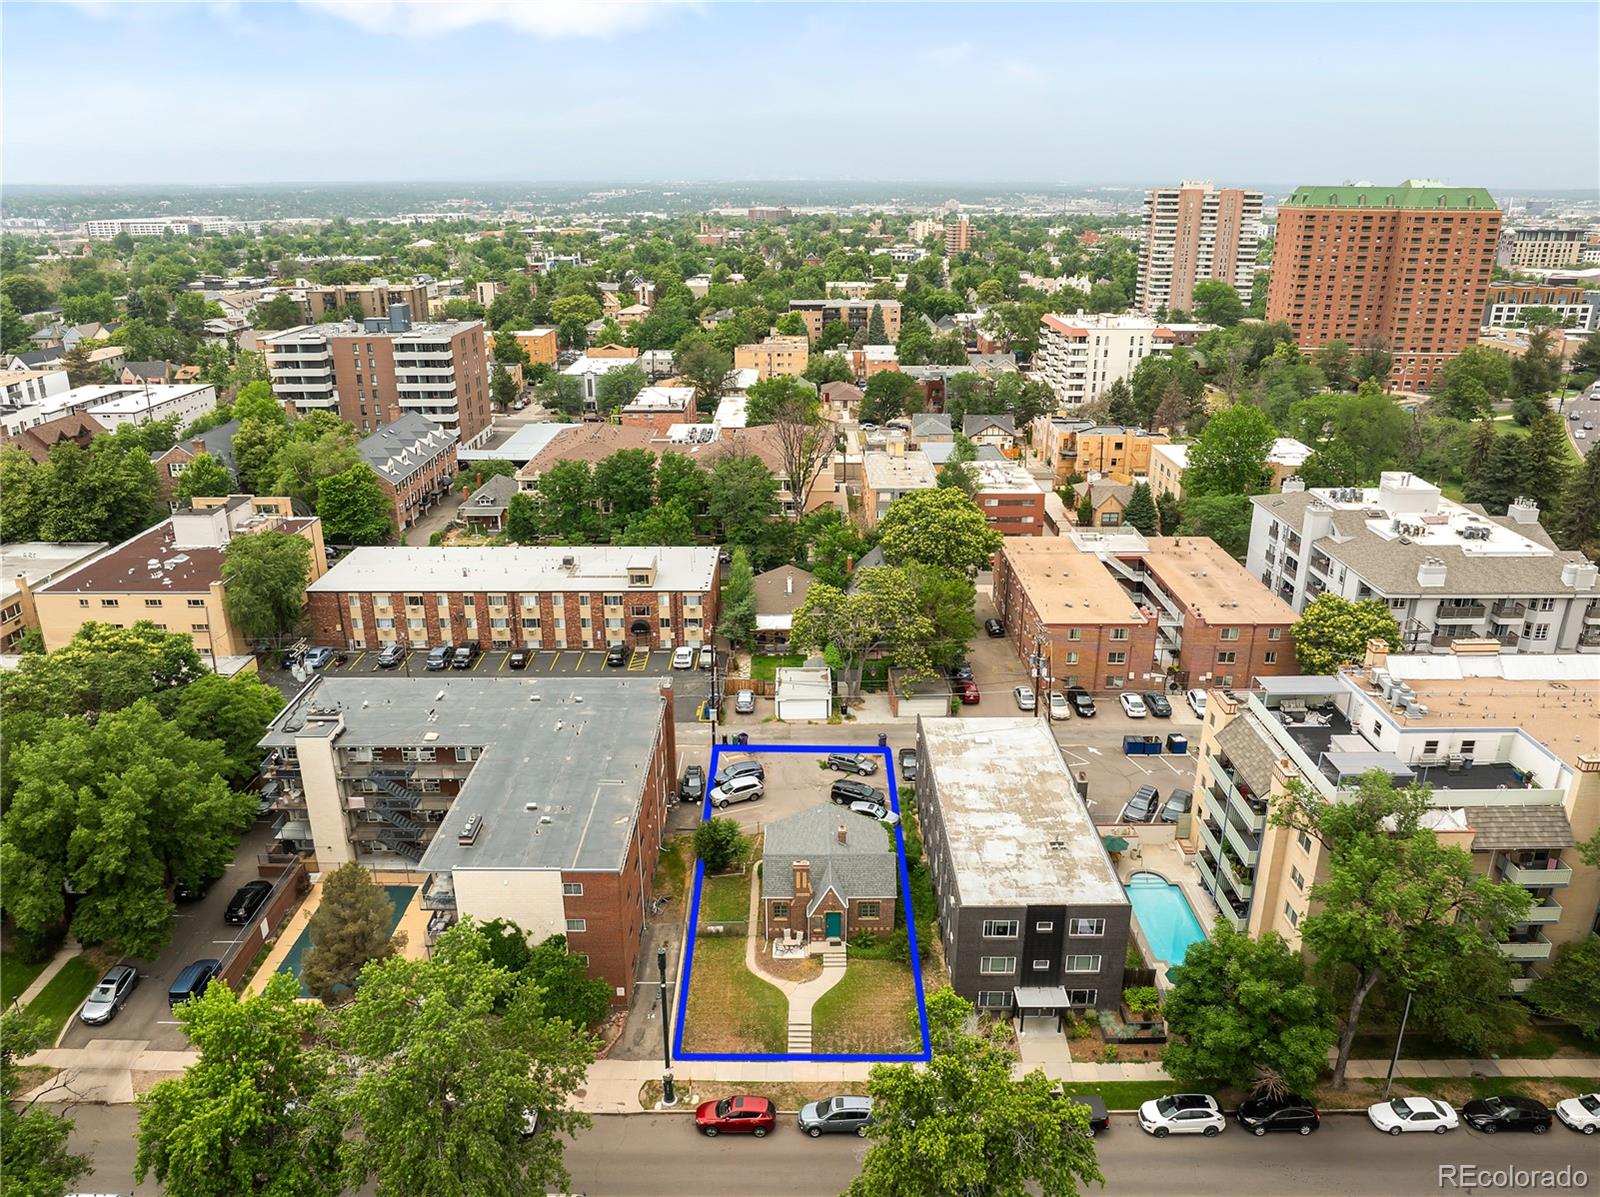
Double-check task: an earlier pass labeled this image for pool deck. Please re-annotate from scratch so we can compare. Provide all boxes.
[246,870,432,997]
[1115,840,1215,987]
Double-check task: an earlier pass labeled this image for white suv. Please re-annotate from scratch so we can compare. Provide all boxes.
[708,774,764,808]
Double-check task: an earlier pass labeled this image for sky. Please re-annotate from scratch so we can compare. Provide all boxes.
[3,1,1596,190]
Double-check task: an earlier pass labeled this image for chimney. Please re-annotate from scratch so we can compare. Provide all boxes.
[1506,496,1539,525]
[1416,557,1447,589]
[1363,638,1390,671]
[1560,559,1598,591]
[836,823,847,846]
[793,860,811,901]
[1280,476,1306,493]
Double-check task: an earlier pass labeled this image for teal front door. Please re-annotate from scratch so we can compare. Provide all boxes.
[825,911,843,939]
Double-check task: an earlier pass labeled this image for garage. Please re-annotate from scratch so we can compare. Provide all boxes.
[774,663,833,722]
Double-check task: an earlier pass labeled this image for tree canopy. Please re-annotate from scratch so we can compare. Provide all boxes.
[1292,594,1401,675]
[877,487,1003,577]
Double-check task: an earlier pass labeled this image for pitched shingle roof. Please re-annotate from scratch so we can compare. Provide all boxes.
[963,412,1015,437]
[761,806,898,913]
[356,413,457,485]
[1466,805,1575,851]
[1214,713,1280,799]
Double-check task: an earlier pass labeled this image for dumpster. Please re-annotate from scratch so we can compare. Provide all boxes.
[1165,732,1189,754]
[1122,735,1162,756]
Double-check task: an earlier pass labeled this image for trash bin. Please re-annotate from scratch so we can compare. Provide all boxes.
[736,732,749,746]
[720,734,728,745]
[877,732,888,748]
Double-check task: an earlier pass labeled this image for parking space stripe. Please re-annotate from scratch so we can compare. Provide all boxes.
[547,652,562,672]
[471,650,488,671]
[348,652,366,669]
[498,653,510,671]
[575,651,588,671]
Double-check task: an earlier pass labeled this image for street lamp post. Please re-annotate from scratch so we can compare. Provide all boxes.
[657,944,676,1107]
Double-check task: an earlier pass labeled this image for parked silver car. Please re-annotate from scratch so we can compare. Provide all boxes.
[79,965,138,1026]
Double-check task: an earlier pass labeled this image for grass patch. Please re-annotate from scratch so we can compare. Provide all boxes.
[1,951,49,1009]
[641,1079,865,1112]
[1349,1016,1595,1061]
[1391,1075,1593,1106]
[20,957,98,1042]
[1051,1080,1189,1109]
[680,937,788,1055]
[698,870,751,926]
[654,834,694,902]
[750,654,803,682]
[812,958,921,1055]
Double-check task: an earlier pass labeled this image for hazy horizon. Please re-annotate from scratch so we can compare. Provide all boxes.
[3,1,1596,191]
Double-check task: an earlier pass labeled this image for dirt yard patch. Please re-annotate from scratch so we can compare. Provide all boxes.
[679,936,787,1055]
[755,943,823,984]
[641,1079,869,1112]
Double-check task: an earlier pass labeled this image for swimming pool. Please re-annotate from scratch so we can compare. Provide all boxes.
[1125,872,1206,966]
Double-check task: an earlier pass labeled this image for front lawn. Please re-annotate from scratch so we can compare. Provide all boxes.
[1,951,49,1009]
[811,957,922,1055]
[698,869,752,926]
[679,937,788,1055]
[21,956,98,1041]
[750,654,803,682]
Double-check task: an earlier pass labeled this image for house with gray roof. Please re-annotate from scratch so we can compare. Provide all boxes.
[909,412,953,443]
[458,473,517,534]
[355,413,459,534]
[761,805,898,943]
[962,412,1017,451]
[151,419,241,508]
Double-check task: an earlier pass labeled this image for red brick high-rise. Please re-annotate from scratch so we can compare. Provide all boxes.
[1266,181,1501,394]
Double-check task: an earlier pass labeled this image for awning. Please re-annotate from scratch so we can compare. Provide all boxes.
[1013,986,1072,1010]
[1254,676,1345,697]
[1323,750,1413,781]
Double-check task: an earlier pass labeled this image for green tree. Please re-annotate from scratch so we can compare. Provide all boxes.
[136,974,340,1197]
[333,923,595,1197]
[173,672,285,788]
[716,547,756,647]
[503,492,542,543]
[1462,434,1523,515]
[231,381,286,426]
[254,294,304,330]
[265,424,359,510]
[316,465,393,545]
[744,378,831,516]
[1,701,254,958]
[522,934,613,1030]
[1516,410,1572,519]
[1182,403,1276,497]
[676,340,736,411]
[1510,327,1561,408]
[1177,492,1254,558]
[803,352,855,386]
[1313,340,1355,391]
[231,417,291,494]
[878,487,1003,578]
[532,459,604,542]
[655,452,709,521]
[904,562,976,670]
[704,450,779,552]
[791,568,937,695]
[1527,936,1600,1041]
[1271,771,1532,1086]
[173,451,234,502]
[865,303,888,345]
[302,863,405,1004]
[594,362,649,416]
[1160,924,1336,1094]
[936,457,978,496]
[616,501,697,546]
[694,816,752,869]
[800,508,869,589]
[859,370,921,424]
[816,319,852,351]
[1075,492,1095,527]
[490,362,518,410]
[1191,280,1245,327]
[849,988,1101,1197]
[1292,594,1401,674]
[222,529,312,644]
[1121,482,1157,535]
[1571,329,1600,376]
[1154,489,1182,537]
[2,1011,90,1197]
[1552,442,1600,559]
[1434,345,1512,419]
[774,312,808,337]
[592,448,657,525]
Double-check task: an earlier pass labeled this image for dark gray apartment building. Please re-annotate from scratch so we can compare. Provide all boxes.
[914,717,1130,1022]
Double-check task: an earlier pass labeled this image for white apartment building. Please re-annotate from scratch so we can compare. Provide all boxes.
[1135,182,1263,314]
[0,383,216,437]
[1034,312,1176,408]
[83,217,265,239]
[0,367,70,413]
[1499,229,1587,271]
[1247,473,1600,654]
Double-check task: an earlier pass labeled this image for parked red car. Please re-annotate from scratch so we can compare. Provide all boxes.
[695,1095,776,1137]
[959,680,981,705]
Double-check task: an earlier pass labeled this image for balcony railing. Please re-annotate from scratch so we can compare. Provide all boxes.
[1228,788,1268,832]
[1493,629,1520,647]
[1583,607,1600,626]
[1198,818,1225,861]
[1501,859,1572,887]
[1219,853,1254,900]
[1435,603,1487,622]
[1517,900,1563,925]
[1224,816,1261,866]
[1508,976,1534,994]
[1490,600,1526,622]
[1497,933,1552,961]
[1215,903,1248,932]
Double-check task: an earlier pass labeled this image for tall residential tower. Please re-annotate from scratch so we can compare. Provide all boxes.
[1136,181,1262,315]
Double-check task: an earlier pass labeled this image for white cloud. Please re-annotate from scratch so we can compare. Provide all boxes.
[300,0,689,38]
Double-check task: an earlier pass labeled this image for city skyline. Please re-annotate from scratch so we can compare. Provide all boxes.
[3,1,1596,189]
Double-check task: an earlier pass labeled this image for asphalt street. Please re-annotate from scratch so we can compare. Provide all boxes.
[59,1105,1600,1197]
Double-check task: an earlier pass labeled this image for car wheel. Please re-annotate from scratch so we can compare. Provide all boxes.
[703,1127,718,1137]
[1202,1126,1220,1138]
[753,1128,766,1138]
[1479,1124,1496,1135]
[1252,1126,1266,1137]
[807,1127,821,1138]
[856,1127,867,1138]
[1298,1124,1312,1136]
[1434,1125,1449,1135]
[1388,1126,1402,1136]
[1582,1125,1595,1135]
[1532,1124,1547,1135]
[717,799,728,809]
[1153,1127,1169,1138]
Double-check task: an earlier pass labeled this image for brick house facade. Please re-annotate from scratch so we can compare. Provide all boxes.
[355,414,458,535]
[761,807,897,943]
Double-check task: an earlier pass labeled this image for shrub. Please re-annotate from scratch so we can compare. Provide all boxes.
[1123,986,1161,1018]
[693,817,750,872]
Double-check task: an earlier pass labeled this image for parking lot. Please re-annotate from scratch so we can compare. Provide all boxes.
[306,645,718,679]
[59,821,279,1053]
[1051,707,1205,823]
[670,743,902,832]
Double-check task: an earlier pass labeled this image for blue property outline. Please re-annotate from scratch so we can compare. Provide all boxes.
[672,741,932,1063]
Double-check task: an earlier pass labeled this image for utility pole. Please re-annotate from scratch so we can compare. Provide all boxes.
[1382,990,1413,1100]
[1029,637,1047,719]
[657,944,676,1106]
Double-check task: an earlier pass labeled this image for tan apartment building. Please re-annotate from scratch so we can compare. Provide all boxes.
[1183,649,1599,993]
[788,299,902,344]
[1136,182,1263,314]
[1028,419,1170,487]
[1266,182,1502,393]
[734,335,809,380]
[1499,228,1587,271]
[263,312,491,446]
[30,496,326,669]
[502,327,559,366]
[0,541,110,652]
[296,281,432,323]
[305,545,720,653]
[259,676,676,1005]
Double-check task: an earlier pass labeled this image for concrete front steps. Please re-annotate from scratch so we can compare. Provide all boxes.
[787,1023,813,1053]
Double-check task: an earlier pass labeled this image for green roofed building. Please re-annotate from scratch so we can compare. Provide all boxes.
[1267,180,1502,395]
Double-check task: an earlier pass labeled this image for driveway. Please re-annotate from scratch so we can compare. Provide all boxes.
[57,820,281,1052]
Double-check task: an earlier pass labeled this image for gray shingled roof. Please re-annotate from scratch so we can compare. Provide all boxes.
[911,413,952,439]
[1466,805,1575,851]
[762,806,898,913]
[463,473,516,514]
[1214,713,1279,798]
[357,413,457,484]
[963,412,1015,437]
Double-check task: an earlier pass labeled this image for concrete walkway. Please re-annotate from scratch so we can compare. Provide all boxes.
[738,867,849,1053]
[9,943,82,1011]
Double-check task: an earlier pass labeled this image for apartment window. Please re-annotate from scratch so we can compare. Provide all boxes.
[1069,918,1105,937]
[1533,597,1555,612]
[1064,955,1102,973]
[488,594,507,607]
[191,623,208,632]
[1283,903,1299,929]
[562,882,583,897]
[1031,959,1051,971]
[565,919,586,933]
[1531,624,1550,641]
[78,599,89,607]
[1267,628,1282,641]
[1216,651,1237,665]
[1290,865,1306,892]
[401,747,431,763]
[976,991,1013,1009]
[100,598,119,607]
[1035,921,1054,934]
[1065,651,1079,665]
[604,594,622,606]
[979,956,1017,975]
[1109,628,1129,641]
[1219,627,1239,641]
[982,919,1020,938]
[1264,651,1278,665]
[1066,989,1098,1006]
[771,902,789,919]
[858,901,881,919]
[453,747,479,763]
[143,598,162,608]
[406,594,424,606]
[1460,740,1476,757]
[187,597,206,608]
[1066,628,1081,641]
[1297,830,1313,854]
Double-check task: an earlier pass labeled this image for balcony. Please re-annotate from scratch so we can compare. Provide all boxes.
[1578,630,1600,653]
[1490,600,1526,622]
[1224,815,1261,866]
[1228,789,1268,832]
[1583,606,1600,626]
[1493,628,1520,648]
[1196,851,1219,894]
[1500,859,1572,887]
[420,872,457,912]
[1517,899,1563,926]
[1216,902,1249,932]
[1508,976,1534,995]
[1498,932,1553,962]
[1309,551,1333,575]
[1219,853,1254,900]
[1198,818,1225,861]
[1430,632,1459,648]
[1435,603,1487,622]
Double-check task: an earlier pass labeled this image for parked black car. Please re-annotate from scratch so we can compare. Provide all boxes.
[1142,691,1172,718]
[1067,688,1097,717]
[606,643,628,667]
[1067,1094,1111,1135]
[224,880,273,925]
[174,874,216,903]
[376,643,407,669]
[1118,784,1160,823]
[508,650,529,670]
[1158,789,1193,824]
[1462,1096,1553,1134]
[898,747,918,783]
[950,661,975,682]
[1236,1094,1320,1136]
[984,618,1004,638]
[680,764,705,804]
[830,778,881,806]
[451,643,481,670]
[712,759,765,788]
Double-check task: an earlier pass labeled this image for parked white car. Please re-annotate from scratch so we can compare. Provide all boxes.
[1012,686,1036,712]
[1366,1097,1459,1135]
[1048,691,1072,721]
[1185,688,1208,718]
[1555,1092,1600,1134]
[672,646,696,669]
[1119,692,1147,718]
[707,774,764,808]
[849,800,900,826]
[1137,1094,1225,1137]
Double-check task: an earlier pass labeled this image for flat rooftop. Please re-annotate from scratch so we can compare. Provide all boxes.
[1000,537,1149,625]
[307,545,720,595]
[864,450,936,492]
[920,718,1126,908]
[1,541,110,600]
[261,676,669,873]
[36,515,316,595]
[1138,537,1296,624]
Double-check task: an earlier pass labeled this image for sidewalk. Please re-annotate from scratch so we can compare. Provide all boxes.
[9,943,82,1011]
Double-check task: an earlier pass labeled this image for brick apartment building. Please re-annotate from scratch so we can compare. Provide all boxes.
[258,676,676,1005]
[1136,181,1263,314]
[152,420,240,508]
[263,308,491,446]
[355,413,459,535]
[305,545,720,652]
[1266,182,1502,393]
[788,299,902,344]
[617,386,696,435]
[971,459,1046,536]
[502,327,559,366]
[1028,420,1170,487]
[294,281,433,323]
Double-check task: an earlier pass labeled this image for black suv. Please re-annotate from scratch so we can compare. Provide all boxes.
[224,880,272,925]
[825,752,878,776]
[1236,1094,1319,1136]
[606,643,628,667]
[425,644,454,671]
[680,764,705,804]
[1142,691,1172,718]
[830,779,881,806]
[712,759,765,789]
[1118,784,1160,823]
[1067,688,1096,717]
[451,643,480,670]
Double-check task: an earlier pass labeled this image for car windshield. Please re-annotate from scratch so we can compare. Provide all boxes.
[818,1097,836,1114]
[1580,1095,1600,1114]
[1480,1097,1506,1112]
[1155,1097,1177,1117]
[1390,1099,1415,1117]
[90,983,116,1000]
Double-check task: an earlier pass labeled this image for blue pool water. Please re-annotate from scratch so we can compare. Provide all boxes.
[1125,872,1206,966]
[276,884,416,996]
